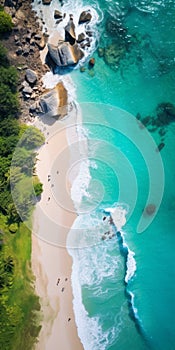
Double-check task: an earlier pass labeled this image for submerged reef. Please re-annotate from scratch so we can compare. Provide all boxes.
[136,102,175,152]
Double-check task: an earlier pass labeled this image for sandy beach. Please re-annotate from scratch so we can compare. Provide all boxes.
[31,103,83,350]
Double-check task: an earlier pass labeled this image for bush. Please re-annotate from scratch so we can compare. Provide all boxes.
[0,66,18,92]
[0,10,13,34]
[0,83,19,119]
[9,223,18,233]
[34,182,43,197]
[19,126,45,150]
[0,43,9,67]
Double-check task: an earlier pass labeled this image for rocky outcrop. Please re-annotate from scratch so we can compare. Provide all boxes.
[78,10,92,24]
[48,41,84,67]
[30,82,68,119]
[65,18,76,45]
[25,69,38,85]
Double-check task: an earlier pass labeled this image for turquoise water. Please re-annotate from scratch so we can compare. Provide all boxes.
[69,1,175,349]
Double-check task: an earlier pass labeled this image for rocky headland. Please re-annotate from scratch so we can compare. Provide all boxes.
[0,0,95,123]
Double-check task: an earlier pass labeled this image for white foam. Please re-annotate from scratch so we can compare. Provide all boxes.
[67,216,123,350]
[71,159,91,210]
[105,205,137,284]
[134,0,165,13]
[119,229,137,284]
[105,205,128,231]
[125,248,136,283]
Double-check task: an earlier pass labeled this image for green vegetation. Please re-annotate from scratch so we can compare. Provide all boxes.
[0,217,41,350]
[0,12,44,348]
[0,7,13,34]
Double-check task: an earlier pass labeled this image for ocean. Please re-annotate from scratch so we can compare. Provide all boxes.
[33,0,175,349]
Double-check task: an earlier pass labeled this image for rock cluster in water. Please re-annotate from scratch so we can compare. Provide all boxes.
[47,10,93,68]
[136,102,175,152]
[97,16,133,71]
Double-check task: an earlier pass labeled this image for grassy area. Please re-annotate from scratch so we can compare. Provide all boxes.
[0,215,41,350]
[0,214,40,350]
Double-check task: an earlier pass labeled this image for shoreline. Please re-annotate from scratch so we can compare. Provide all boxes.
[32,104,84,349]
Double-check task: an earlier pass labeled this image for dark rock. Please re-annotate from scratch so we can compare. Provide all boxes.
[4,0,15,7]
[136,112,141,120]
[16,47,22,55]
[25,33,32,42]
[77,33,85,43]
[80,37,91,49]
[78,10,92,25]
[86,30,93,37]
[56,19,63,25]
[54,10,62,19]
[101,235,106,240]
[89,57,95,68]
[35,36,46,50]
[34,33,42,40]
[158,128,166,137]
[25,69,38,85]
[141,116,151,126]
[156,102,175,125]
[22,46,30,56]
[156,142,165,152]
[65,19,76,45]
[14,35,19,42]
[23,86,33,95]
[48,42,84,67]
[29,46,35,53]
[42,0,52,4]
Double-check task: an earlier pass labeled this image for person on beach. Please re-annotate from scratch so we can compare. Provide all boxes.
[57,278,60,285]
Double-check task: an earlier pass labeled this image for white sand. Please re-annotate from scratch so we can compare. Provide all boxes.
[31,105,83,350]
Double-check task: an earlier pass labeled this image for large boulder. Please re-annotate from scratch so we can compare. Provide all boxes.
[54,10,63,19]
[30,82,68,119]
[48,41,84,67]
[78,10,92,24]
[25,69,38,85]
[77,33,85,43]
[65,19,76,45]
